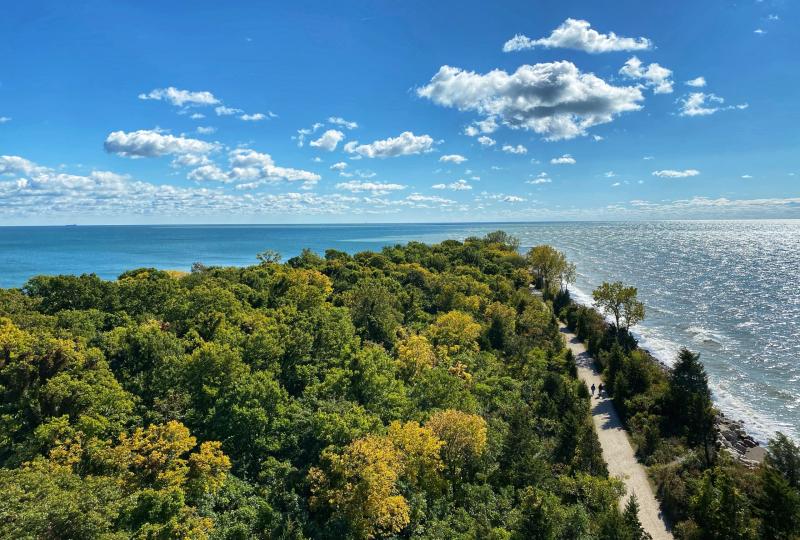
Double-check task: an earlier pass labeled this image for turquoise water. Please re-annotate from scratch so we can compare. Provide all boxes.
[1,221,798,441]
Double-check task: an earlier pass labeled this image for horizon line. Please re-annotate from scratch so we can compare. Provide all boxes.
[2,217,799,228]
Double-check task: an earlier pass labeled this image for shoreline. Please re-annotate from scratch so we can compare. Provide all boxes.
[564,279,796,448]
[549,286,766,466]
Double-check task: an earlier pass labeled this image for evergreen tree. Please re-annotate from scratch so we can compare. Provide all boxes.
[667,348,716,464]
[766,432,800,489]
[758,466,800,540]
[623,494,652,540]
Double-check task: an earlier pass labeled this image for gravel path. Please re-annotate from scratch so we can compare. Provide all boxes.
[561,324,674,540]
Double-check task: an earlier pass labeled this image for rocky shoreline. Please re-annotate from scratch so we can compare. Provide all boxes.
[631,344,766,467]
[634,347,767,467]
[716,412,767,467]
[547,287,768,468]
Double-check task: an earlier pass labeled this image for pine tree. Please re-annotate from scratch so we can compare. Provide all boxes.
[667,348,716,464]
[623,494,652,540]
[758,466,800,540]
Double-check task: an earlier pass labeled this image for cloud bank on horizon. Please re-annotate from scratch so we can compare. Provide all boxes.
[0,2,796,224]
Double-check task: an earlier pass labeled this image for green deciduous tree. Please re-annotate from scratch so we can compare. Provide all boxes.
[344,279,403,347]
[592,281,645,332]
[526,245,575,292]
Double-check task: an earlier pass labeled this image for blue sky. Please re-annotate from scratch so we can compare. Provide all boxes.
[1,0,798,224]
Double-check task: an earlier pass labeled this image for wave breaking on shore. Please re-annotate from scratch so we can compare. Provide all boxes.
[566,283,789,445]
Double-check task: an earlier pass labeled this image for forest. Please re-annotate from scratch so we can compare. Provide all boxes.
[0,232,798,539]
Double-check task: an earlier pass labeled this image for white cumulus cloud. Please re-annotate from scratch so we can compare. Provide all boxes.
[310,129,345,151]
[619,56,674,94]
[477,136,496,147]
[503,19,652,54]
[226,149,321,184]
[502,144,527,155]
[550,154,576,165]
[686,77,707,88]
[344,131,435,158]
[439,154,468,164]
[187,164,230,183]
[0,155,48,176]
[182,149,321,188]
[405,193,455,205]
[0,155,366,219]
[104,129,218,158]
[418,62,643,141]
[527,172,552,185]
[171,154,212,168]
[240,113,267,121]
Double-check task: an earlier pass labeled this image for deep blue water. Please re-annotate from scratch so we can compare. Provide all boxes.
[1,221,798,442]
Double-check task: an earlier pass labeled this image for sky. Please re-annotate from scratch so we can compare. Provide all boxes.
[1,0,798,224]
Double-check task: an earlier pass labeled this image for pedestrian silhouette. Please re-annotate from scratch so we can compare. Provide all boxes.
[598,383,604,396]
[590,383,596,395]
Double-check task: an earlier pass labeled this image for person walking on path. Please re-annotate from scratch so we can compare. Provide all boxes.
[559,323,673,539]
[591,383,596,395]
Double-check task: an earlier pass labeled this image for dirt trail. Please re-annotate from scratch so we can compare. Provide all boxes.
[561,324,673,540]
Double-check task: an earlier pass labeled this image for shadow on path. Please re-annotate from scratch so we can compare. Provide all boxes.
[559,323,674,539]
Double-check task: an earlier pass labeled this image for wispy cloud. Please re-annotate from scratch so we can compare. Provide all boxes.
[139,87,220,107]
[678,92,748,116]
[336,180,406,195]
[328,116,358,129]
[432,179,472,191]
[652,169,700,178]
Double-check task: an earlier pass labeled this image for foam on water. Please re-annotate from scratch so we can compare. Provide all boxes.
[518,221,800,444]
[568,282,788,443]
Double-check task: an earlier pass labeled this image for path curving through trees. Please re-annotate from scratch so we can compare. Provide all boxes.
[560,324,674,540]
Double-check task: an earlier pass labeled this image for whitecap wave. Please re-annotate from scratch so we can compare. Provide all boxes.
[566,283,787,443]
[685,325,726,347]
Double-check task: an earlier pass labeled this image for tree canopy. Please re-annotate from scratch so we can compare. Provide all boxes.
[1,231,792,539]
[592,281,646,332]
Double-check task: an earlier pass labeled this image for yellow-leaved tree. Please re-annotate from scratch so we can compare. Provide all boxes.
[309,435,410,539]
[387,420,444,493]
[426,409,487,480]
[395,334,437,380]
[425,310,482,359]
